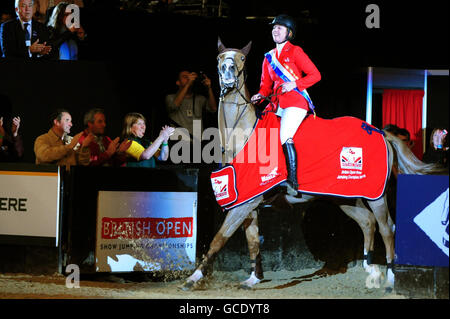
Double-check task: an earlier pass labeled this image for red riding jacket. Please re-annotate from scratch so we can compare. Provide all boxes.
[258,41,321,111]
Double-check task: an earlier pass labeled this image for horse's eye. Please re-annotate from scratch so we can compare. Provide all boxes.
[241,56,245,61]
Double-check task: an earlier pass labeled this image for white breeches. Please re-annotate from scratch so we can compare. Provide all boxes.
[279,107,307,144]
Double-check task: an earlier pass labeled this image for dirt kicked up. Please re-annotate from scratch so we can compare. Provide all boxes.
[0,264,405,299]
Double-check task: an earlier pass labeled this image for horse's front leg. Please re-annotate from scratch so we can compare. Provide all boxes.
[240,209,264,289]
[181,198,262,290]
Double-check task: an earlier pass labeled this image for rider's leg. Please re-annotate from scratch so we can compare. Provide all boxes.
[280,107,307,195]
[279,107,307,144]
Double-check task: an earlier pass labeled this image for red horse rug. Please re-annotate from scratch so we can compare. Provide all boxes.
[211,111,389,210]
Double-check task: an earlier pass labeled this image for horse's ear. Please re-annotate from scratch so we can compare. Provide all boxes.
[218,37,226,53]
[241,41,252,56]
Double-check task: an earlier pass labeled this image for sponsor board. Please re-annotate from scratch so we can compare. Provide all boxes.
[95,191,197,272]
[395,174,449,267]
[0,169,60,246]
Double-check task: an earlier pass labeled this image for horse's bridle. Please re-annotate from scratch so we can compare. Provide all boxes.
[218,56,254,159]
[218,56,247,101]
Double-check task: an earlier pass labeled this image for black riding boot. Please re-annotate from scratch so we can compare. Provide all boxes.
[282,138,298,196]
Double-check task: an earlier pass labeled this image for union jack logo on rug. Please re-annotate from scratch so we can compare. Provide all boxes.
[340,147,363,170]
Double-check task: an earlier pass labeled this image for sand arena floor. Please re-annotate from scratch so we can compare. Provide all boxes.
[0,264,405,300]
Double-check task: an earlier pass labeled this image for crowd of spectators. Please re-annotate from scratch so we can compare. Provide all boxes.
[0,65,219,167]
[0,0,86,60]
[0,1,219,167]
[0,107,177,169]
[0,1,447,171]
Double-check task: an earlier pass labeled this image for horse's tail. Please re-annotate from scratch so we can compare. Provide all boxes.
[384,131,448,175]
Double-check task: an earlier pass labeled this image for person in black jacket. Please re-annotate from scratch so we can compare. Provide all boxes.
[0,0,53,59]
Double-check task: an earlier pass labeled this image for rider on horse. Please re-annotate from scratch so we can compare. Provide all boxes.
[251,14,321,196]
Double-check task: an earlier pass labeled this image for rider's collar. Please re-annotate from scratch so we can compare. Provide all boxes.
[276,41,287,56]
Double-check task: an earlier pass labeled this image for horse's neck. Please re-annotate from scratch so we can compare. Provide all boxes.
[219,85,257,163]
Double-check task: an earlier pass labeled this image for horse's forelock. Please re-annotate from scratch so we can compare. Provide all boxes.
[218,50,245,65]
[219,49,244,56]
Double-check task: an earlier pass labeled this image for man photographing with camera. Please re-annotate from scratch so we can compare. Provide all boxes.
[165,70,217,139]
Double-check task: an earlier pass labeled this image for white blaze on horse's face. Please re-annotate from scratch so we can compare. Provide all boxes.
[218,51,245,90]
[221,57,236,86]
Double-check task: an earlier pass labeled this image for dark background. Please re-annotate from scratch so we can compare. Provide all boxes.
[0,1,448,163]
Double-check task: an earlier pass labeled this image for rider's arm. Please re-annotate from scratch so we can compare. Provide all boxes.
[293,47,321,91]
[258,57,274,98]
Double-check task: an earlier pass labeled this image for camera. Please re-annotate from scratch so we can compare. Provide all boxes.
[192,71,206,92]
[196,71,206,82]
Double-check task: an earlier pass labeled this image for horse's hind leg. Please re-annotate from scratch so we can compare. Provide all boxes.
[367,195,395,289]
[339,199,376,270]
[181,198,262,289]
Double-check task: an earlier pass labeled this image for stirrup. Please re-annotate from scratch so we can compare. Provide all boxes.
[285,181,298,196]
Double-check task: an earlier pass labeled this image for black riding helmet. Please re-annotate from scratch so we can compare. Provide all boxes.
[269,14,296,41]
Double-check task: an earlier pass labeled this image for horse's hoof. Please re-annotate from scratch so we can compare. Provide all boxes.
[365,265,384,289]
[239,272,261,290]
[179,269,203,291]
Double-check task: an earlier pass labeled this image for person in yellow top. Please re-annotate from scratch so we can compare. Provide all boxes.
[121,112,174,167]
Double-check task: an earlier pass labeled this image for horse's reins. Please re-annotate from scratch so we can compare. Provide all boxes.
[219,62,252,151]
[252,86,284,115]
[220,93,250,157]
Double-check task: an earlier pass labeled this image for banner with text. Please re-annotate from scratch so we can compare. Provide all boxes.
[0,169,60,246]
[95,191,197,272]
